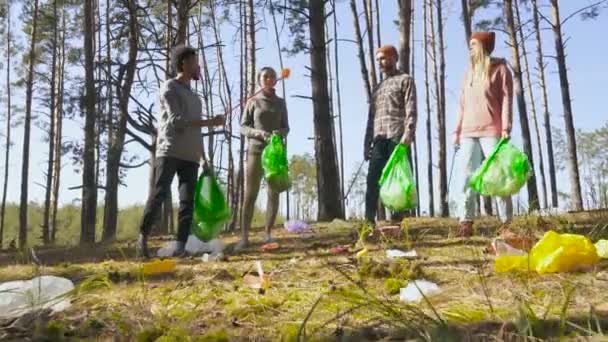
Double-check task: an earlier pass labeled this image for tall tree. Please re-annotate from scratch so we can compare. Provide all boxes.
[423,0,434,217]
[42,0,60,245]
[398,0,411,74]
[363,0,377,88]
[504,0,540,211]
[350,0,372,103]
[515,0,548,209]
[81,0,98,245]
[460,0,472,42]
[331,0,346,214]
[436,0,448,217]
[1,0,13,247]
[102,0,138,241]
[550,0,583,210]
[309,0,344,220]
[531,0,558,208]
[51,1,67,243]
[19,0,41,249]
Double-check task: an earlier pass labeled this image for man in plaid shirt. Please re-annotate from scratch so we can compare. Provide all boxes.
[364,45,417,225]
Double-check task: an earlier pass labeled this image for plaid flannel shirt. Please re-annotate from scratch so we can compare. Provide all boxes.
[364,71,417,151]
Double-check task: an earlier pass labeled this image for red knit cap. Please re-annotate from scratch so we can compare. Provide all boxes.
[376,45,399,59]
[471,32,496,53]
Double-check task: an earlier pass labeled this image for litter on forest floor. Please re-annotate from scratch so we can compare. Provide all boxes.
[261,242,280,252]
[157,235,225,257]
[243,261,271,290]
[399,280,441,302]
[595,240,608,259]
[330,245,349,254]
[490,239,526,256]
[142,259,176,275]
[386,249,418,258]
[0,276,75,319]
[495,230,599,274]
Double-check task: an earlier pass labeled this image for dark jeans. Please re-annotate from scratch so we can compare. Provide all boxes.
[140,156,198,243]
[365,138,404,223]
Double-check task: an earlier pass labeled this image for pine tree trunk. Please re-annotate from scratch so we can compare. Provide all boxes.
[531,0,558,208]
[363,0,377,88]
[248,0,256,96]
[430,0,448,217]
[550,0,583,210]
[410,1,420,217]
[43,0,60,245]
[350,0,372,103]
[515,0,548,209]
[1,0,12,248]
[51,5,67,243]
[423,0,435,217]
[331,3,345,213]
[19,0,41,249]
[102,0,138,242]
[210,0,234,230]
[460,0,472,43]
[309,0,344,220]
[398,0,411,74]
[176,0,189,45]
[504,0,540,211]
[81,0,98,245]
[230,0,246,232]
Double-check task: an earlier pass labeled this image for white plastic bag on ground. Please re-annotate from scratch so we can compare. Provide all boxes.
[399,280,441,302]
[387,249,418,258]
[157,235,225,257]
[491,239,526,256]
[0,276,75,319]
[157,241,178,257]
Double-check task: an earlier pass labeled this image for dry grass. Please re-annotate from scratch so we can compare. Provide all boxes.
[1,212,608,341]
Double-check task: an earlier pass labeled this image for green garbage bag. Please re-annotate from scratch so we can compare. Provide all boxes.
[379,144,417,211]
[192,170,231,242]
[262,134,291,193]
[469,138,532,197]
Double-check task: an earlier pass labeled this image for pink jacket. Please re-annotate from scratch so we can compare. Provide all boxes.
[455,58,513,138]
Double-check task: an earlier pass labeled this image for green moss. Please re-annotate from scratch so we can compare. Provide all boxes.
[384,278,406,295]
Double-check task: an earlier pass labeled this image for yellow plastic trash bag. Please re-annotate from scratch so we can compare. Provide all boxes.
[142,259,176,275]
[495,231,599,274]
[494,255,530,273]
[595,240,608,259]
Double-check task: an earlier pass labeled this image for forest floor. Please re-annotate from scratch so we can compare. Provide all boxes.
[1,211,608,341]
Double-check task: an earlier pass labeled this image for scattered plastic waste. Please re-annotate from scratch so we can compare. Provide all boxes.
[491,239,526,256]
[142,259,176,275]
[261,242,280,252]
[379,144,417,211]
[284,220,311,233]
[158,235,224,257]
[386,249,418,258]
[498,229,534,251]
[469,138,532,196]
[0,276,75,319]
[596,240,608,259]
[495,230,599,274]
[399,280,441,302]
[330,246,349,254]
[244,261,271,290]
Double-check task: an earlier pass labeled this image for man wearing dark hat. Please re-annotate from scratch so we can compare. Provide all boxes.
[453,32,514,237]
[136,45,225,258]
[363,44,418,227]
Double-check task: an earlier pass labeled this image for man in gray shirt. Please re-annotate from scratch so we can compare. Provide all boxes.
[137,46,224,258]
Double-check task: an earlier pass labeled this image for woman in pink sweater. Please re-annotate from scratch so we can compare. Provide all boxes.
[453,32,514,237]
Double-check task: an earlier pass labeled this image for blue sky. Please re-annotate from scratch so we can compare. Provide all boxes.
[1,0,606,217]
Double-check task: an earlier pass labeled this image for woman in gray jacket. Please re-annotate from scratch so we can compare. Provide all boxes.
[235,67,289,251]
